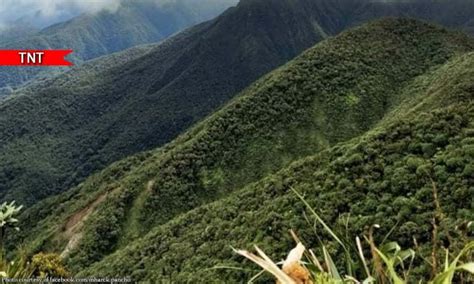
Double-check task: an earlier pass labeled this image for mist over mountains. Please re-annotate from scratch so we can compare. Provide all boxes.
[0,0,238,92]
[0,0,236,29]
[1,0,474,93]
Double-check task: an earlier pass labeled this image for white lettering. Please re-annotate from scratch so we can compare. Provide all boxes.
[18,51,45,64]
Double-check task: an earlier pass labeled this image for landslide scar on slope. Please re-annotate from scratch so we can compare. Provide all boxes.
[60,189,120,258]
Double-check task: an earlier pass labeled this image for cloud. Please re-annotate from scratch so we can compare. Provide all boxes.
[0,0,238,31]
[0,0,122,29]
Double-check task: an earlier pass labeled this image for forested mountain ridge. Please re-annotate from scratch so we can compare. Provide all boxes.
[0,0,238,92]
[0,0,333,205]
[10,19,474,281]
[3,0,474,208]
[83,52,474,282]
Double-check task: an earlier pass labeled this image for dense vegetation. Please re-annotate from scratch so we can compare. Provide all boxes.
[0,0,238,90]
[8,18,474,282]
[3,0,474,208]
[79,50,474,282]
[236,195,474,283]
[0,0,332,205]
[0,202,70,280]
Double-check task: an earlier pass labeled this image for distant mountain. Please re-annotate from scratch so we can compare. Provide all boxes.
[0,24,39,44]
[1,0,474,206]
[11,19,474,281]
[0,0,238,90]
[352,0,474,34]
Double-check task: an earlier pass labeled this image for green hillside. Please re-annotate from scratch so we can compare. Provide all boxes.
[3,0,474,209]
[0,0,238,90]
[82,51,474,282]
[0,0,332,205]
[11,19,474,282]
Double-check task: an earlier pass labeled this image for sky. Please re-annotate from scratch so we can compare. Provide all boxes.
[0,0,122,30]
[0,0,238,31]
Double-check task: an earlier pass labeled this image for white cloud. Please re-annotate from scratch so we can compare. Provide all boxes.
[0,0,238,31]
[0,0,122,29]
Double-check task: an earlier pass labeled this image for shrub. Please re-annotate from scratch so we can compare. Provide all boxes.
[31,253,69,278]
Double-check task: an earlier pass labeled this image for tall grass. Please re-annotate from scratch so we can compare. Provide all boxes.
[0,202,32,281]
[0,248,33,280]
[0,202,69,282]
[235,188,474,283]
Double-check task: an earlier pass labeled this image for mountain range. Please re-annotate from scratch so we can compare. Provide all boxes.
[1,0,331,204]
[2,0,474,206]
[0,0,238,93]
[1,0,474,280]
[10,17,474,282]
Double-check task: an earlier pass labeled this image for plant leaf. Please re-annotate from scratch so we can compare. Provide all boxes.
[323,245,342,281]
[458,263,474,274]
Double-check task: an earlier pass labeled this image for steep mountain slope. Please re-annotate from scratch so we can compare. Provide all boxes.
[0,0,331,205]
[0,0,237,90]
[11,19,474,280]
[2,0,474,206]
[82,52,474,282]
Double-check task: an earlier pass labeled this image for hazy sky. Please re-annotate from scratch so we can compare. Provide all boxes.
[0,0,122,29]
[0,0,238,31]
